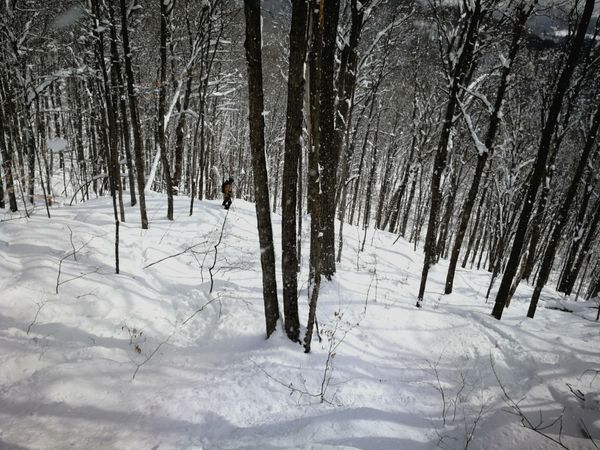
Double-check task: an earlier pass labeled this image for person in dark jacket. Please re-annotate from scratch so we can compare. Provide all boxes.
[221,177,234,210]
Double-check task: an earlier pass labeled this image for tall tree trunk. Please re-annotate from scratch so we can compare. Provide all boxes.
[462,170,489,267]
[528,102,600,318]
[173,67,194,192]
[281,0,308,343]
[158,0,175,220]
[92,0,121,272]
[109,1,137,208]
[307,0,322,281]
[318,0,341,279]
[400,164,419,238]
[361,112,381,252]
[417,0,483,306]
[491,0,595,320]
[0,88,18,212]
[556,161,595,293]
[444,3,531,294]
[243,0,280,338]
[388,101,418,233]
[559,187,600,295]
[119,0,148,229]
[305,0,322,353]
[522,146,558,281]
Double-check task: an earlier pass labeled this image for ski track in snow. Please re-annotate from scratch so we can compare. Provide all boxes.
[0,194,598,450]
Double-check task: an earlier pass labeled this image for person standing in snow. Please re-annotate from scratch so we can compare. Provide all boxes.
[221,177,234,210]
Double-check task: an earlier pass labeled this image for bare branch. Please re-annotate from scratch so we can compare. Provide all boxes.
[143,239,209,269]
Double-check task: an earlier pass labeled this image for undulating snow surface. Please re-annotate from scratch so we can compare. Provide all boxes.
[0,194,598,449]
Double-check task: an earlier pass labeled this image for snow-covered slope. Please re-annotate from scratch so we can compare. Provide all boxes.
[0,195,598,449]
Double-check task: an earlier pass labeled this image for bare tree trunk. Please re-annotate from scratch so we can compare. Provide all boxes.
[462,171,489,267]
[417,0,483,306]
[281,0,308,343]
[92,0,121,272]
[243,0,280,338]
[307,0,321,281]
[318,0,341,280]
[528,102,600,317]
[400,164,419,238]
[387,104,417,233]
[158,0,175,220]
[0,85,18,211]
[560,194,600,295]
[281,0,309,342]
[109,1,136,208]
[361,111,381,252]
[444,3,531,294]
[305,0,323,353]
[119,0,148,229]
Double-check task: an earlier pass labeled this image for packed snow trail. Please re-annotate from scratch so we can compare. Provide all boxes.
[0,194,598,449]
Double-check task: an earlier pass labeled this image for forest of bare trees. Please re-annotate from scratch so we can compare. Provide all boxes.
[1,0,599,341]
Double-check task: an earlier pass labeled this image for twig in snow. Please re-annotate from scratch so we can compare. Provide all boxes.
[429,355,488,450]
[56,236,96,294]
[582,369,600,386]
[58,268,100,292]
[250,358,333,406]
[579,419,600,450]
[181,296,219,325]
[143,239,209,269]
[491,356,570,449]
[132,332,174,380]
[0,212,34,223]
[27,298,48,335]
[428,354,449,426]
[209,209,229,294]
[364,267,378,315]
[67,225,77,261]
[130,293,221,380]
[318,310,361,404]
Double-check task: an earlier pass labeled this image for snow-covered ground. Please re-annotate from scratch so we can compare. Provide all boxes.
[0,194,598,450]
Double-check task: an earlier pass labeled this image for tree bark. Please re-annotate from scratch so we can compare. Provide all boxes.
[243,0,280,338]
[0,87,18,212]
[109,0,137,208]
[305,0,323,353]
[281,0,308,343]
[119,0,148,229]
[158,0,175,220]
[318,0,341,279]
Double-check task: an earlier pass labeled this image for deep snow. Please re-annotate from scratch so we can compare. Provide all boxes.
[0,194,598,450]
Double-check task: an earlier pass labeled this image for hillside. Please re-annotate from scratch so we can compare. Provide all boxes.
[0,195,598,450]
